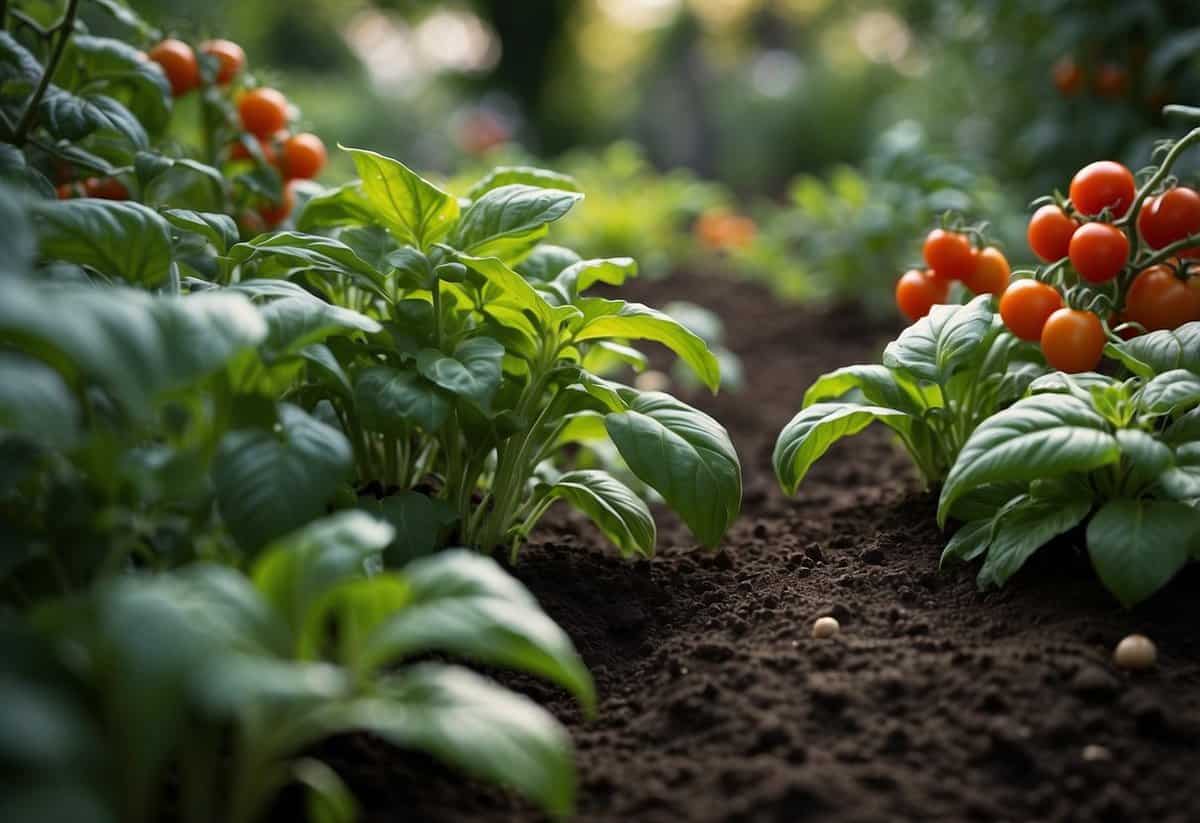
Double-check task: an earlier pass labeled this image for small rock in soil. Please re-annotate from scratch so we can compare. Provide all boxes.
[1071,664,1122,699]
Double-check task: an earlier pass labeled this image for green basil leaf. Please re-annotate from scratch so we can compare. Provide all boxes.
[415,337,504,410]
[354,366,449,433]
[229,231,389,300]
[60,35,170,134]
[465,166,580,200]
[802,364,923,414]
[344,147,459,249]
[541,470,656,558]
[0,353,79,449]
[360,491,459,566]
[1159,443,1200,501]
[882,295,995,383]
[940,519,994,568]
[31,199,172,286]
[514,244,582,282]
[39,90,147,150]
[256,296,380,361]
[1116,429,1174,493]
[1140,369,1200,416]
[774,402,912,495]
[538,257,637,306]
[1106,321,1200,377]
[1087,499,1200,606]
[340,664,576,817]
[977,496,1092,588]
[295,181,376,233]
[938,394,1120,525]
[214,405,354,551]
[606,392,741,547]
[161,208,237,254]
[452,184,582,263]
[573,299,720,392]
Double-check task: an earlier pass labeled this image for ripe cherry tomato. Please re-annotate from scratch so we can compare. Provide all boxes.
[963,246,1010,296]
[1069,222,1128,283]
[148,38,200,96]
[1052,57,1083,96]
[895,269,949,322]
[1124,265,1200,331]
[1027,205,1078,262]
[282,132,327,180]
[1137,187,1200,253]
[237,209,267,237]
[1070,161,1135,217]
[922,229,975,281]
[1093,63,1128,98]
[83,177,129,200]
[1041,309,1106,373]
[56,183,75,199]
[199,39,245,85]
[999,279,1063,342]
[239,88,290,139]
[258,180,296,227]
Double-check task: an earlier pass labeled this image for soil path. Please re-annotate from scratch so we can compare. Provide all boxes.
[318,273,1200,823]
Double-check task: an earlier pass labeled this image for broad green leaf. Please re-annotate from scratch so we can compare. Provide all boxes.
[295,181,376,233]
[1029,371,1119,399]
[939,519,993,567]
[301,343,353,398]
[1106,321,1200,377]
[136,152,225,208]
[939,394,1121,525]
[0,353,79,449]
[162,209,237,254]
[60,35,170,133]
[1160,443,1200,501]
[574,299,720,392]
[30,199,172,286]
[539,258,637,306]
[581,340,648,375]
[344,147,459,249]
[252,510,395,641]
[361,491,459,566]
[802,364,923,414]
[465,166,580,199]
[453,184,582,263]
[541,470,656,558]
[1140,369,1200,416]
[977,496,1092,588]
[229,231,389,300]
[295,758,359,823]
[0,282,266,417]
[1164,407,1200,446]
[515,244,582,282]
[339,664,576,818]
[86,0,157,38]
[257,295,381,361]
[363,550,594,713]
[882,295,995,383]
[1087,499,1200,606]
[191,655,348,714]
[774,402,911,495]
[606,392,741,547]
[416,337,504,409]
[455,252,553,333]
[355,366,449,433]
[214,405,354,551]
[1116,429,1174,494]
[39,90,147,150]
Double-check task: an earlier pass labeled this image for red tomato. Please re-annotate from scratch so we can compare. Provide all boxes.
[963,247,1010,296]
[199,39,245,85]
[147,38,199,96]
[1093,63,1129,98]
[895,269,949,322]
[1027,205,1078,262]
[82,177,129,200]
[258,180,297,227]
[282,133,327,180]
[922,229,976,281]
[1041,309,1106,373]
[1124,265,1200,331]
[1137,187,1200,255]
[1053,58,1083,96]
[999,279,1064,342]
[1069,222,1128,283]
[238,88,290,139]
[1070,161,1136,217]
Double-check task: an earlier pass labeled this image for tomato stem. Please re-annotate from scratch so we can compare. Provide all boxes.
[11,0,80,146]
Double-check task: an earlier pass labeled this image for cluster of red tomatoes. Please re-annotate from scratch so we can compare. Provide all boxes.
[58,38,327,231]
[894,230,1010,321]
[147,38,327,228]
[897,158,1200,374]
[1051,56,1168,112]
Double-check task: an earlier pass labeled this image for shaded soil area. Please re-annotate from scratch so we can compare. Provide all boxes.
[319,273,1200,823]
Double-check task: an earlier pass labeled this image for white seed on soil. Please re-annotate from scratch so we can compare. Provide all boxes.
[634,369,671,393]
[1113,634,1157,670]
[1082,744,1112,762]
[812,616,840,639]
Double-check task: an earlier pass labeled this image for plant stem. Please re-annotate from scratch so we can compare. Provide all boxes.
[11,0,80,146]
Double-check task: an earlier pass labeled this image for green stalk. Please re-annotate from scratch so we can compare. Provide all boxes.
[11,0,80,146]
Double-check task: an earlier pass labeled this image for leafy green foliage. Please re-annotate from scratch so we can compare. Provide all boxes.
[775,296,1047,492]
[939,330,1200,605]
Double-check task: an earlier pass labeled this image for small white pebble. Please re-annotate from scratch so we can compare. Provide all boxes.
[634,369,671,393]
[1082,744,1112,762]
[812,616,840,639]
[1113,634,1157,670]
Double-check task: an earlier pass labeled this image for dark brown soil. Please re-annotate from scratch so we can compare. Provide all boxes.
[315,273,1200,823]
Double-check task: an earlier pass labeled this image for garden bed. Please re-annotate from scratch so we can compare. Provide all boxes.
[290,272,1200,823]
